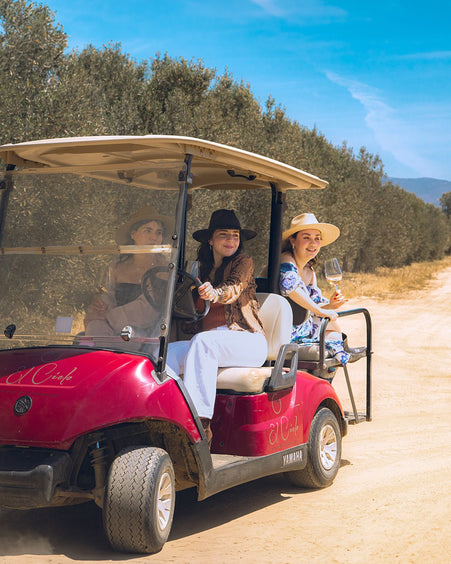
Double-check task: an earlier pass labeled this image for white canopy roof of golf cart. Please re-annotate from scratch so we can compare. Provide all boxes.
[0,135,327,192]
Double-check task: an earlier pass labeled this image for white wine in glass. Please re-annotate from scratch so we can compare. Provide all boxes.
[324,258,342,290]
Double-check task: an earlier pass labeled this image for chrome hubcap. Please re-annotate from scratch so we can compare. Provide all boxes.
[319,424,337,470]
[157,471,173,531]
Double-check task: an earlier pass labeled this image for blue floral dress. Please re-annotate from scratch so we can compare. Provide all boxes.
[279,262,350,364]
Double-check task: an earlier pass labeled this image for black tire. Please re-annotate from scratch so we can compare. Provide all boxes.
[103,447,175,554]
[286,407,342,489]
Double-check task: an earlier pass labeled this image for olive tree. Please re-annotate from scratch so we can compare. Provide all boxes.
[0,0,66,143]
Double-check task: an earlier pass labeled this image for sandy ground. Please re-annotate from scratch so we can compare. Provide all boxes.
[1,267,450,564]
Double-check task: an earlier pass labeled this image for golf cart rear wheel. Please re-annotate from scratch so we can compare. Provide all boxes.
[103,446,175,554]
[286,407,341,489]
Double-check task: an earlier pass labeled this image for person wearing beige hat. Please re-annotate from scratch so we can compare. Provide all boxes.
[279,213,350,364]
[84,206,172,337]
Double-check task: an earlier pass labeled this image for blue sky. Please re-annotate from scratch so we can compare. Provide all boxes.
[45,0,451,181]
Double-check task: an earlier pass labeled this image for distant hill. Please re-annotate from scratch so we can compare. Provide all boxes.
[384,177,451,206]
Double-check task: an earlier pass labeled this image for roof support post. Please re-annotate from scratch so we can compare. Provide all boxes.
[0,165,15,247]
[267,183,285,293]
[157,154,193,374]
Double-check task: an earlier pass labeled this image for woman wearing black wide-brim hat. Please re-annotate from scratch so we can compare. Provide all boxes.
[167,209,267,445]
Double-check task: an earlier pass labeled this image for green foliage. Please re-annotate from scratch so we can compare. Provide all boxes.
[1,0,449,272]
[0,0,66,141]
[440,191,451,218]
[438,191,451,253]
[54,43,149,136]
[144,53,215,136]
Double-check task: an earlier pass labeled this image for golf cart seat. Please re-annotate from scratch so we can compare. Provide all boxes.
[216,293,298,394]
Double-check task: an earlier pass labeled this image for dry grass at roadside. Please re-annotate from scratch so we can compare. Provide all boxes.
[318,256,451,300]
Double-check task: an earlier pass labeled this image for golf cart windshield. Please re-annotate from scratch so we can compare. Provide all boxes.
[0,167,180,359]
[0,135,327,365]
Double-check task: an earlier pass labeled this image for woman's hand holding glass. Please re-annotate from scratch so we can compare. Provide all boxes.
[324,258,347,309]
[86,295,107,320]
[328,289,348,309]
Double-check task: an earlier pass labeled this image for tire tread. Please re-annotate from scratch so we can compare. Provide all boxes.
[103,446,174,554]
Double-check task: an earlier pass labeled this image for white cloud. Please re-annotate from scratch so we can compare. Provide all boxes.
[251,0,283,16]
[250,0,346,19]
[397,51,451,61]
[325,71,444,177]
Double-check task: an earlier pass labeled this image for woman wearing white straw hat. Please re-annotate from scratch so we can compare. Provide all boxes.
[279,213,350,364]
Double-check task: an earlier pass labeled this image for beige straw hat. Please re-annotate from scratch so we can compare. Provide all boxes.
[282,213,340,247]
[116,206,174,245]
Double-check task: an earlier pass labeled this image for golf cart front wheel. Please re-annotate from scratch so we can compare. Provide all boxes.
[103,446,175,554]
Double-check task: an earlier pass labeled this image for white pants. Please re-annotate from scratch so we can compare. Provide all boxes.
[166,327,268,419]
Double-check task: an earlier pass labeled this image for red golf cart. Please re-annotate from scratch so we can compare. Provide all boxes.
[0,136,371,553]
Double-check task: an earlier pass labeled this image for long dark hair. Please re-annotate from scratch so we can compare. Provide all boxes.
[197,231,244,285]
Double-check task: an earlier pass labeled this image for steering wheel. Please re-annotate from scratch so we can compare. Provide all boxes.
[173,270,210,321]
[142,267,210,321]
[141,266,169,312]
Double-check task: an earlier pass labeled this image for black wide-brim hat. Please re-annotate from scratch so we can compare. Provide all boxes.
[192,209,257,243]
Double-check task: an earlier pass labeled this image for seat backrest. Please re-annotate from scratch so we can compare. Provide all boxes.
[256,293,293,361]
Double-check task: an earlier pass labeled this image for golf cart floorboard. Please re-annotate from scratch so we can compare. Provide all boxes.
[211,453,254,470]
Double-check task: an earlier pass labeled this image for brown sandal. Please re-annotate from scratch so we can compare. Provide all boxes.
[200,418,213,447]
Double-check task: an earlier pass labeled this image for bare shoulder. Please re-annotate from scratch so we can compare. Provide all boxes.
[111,259,132,282]
[280,252,296,265]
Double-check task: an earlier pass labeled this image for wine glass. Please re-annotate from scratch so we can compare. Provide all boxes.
[324,258,342,290]
[188,260,200,281]
[95,263,110,294]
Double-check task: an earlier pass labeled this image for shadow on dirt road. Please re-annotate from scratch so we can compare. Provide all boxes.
[0,472,316,559]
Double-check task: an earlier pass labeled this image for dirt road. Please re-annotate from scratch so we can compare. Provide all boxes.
[1,268,450,563]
